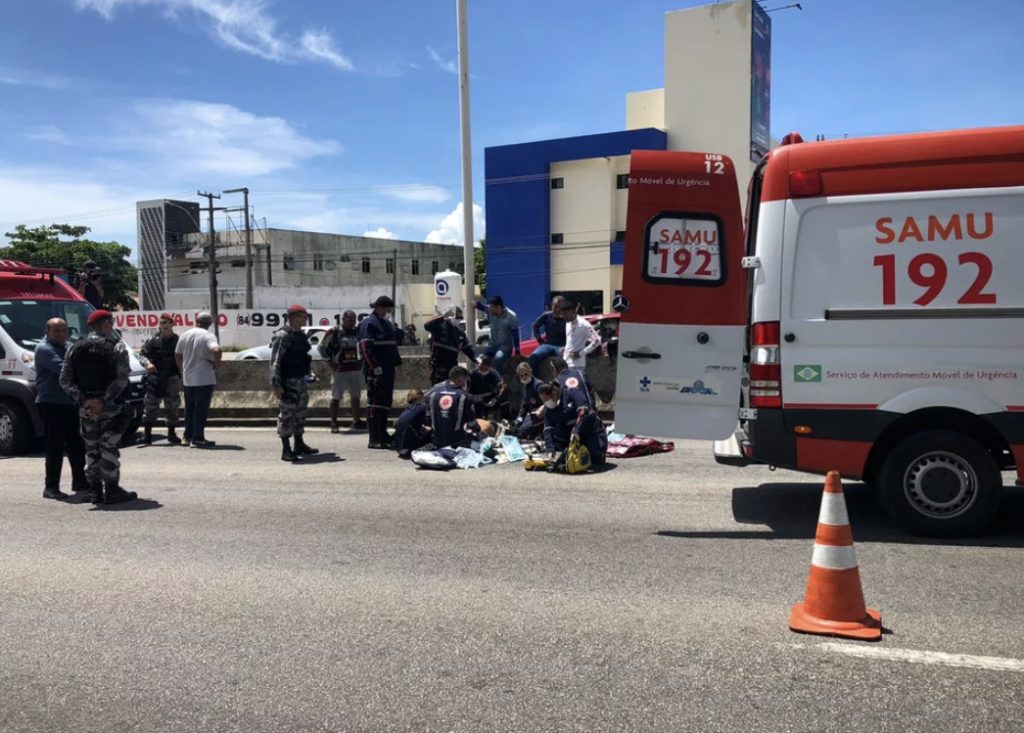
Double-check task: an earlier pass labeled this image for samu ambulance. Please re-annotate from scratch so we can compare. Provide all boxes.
[0,260,147,454]
[614,126,1024,535]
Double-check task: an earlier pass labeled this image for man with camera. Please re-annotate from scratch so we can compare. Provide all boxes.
[76,259,105,309]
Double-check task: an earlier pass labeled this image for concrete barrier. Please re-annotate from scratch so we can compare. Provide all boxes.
[208,353,618,418]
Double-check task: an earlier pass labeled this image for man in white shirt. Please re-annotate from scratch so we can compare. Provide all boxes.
[559,301,601,371]
[174,312,222,447]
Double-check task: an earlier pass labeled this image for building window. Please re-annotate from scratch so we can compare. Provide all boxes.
[615,230,626,242]
[338,254,351,263]
[412,259,420,275]
[431,260,439,274]
[550,177,564,190]
[386,258,395,275]
[550,233,564,245]
[361,256,371,274]
[616,174,629,189]
[283,255,296,271]
[449,261,457,272]
[313,254,325,271]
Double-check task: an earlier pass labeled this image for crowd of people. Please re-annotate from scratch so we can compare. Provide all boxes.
[33,292,607,504]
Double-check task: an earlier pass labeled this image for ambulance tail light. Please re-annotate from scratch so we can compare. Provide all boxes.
[788,170,823,198]
[750,321,782,409]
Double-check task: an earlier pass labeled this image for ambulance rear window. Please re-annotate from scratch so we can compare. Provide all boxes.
[642,212,725,286]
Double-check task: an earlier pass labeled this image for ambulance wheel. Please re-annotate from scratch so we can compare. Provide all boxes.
[0,400,32,456]
[877,430,1002,536]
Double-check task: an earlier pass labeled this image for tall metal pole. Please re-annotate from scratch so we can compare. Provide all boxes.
[225,187,252,308]
[391,248,398,308]
[457,0,477,343]
[197,190,221,338]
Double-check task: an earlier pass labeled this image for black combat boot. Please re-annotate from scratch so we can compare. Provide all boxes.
[281,436,300,462]
[103,483,137,504]
[294,435,318,455]
[142,425,153,445]
[166,427,181,445]
[86,481,104,505]
[377,412,393,448]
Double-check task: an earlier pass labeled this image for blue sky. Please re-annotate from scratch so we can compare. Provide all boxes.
[0,0,1021,256]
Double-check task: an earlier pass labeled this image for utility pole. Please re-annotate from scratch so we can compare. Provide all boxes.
[197,190,222,338]
[224,187,252,308]
[391,248,398,309]
[456,0,477,342]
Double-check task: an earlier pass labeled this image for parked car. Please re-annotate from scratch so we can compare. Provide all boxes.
[236,327,328,360]
[519,313,620,359]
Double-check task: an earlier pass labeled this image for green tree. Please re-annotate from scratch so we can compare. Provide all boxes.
[1,224,138,309]
[475,237,486,296]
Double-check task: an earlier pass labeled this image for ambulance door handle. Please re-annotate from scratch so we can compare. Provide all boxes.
[696,332,710,345]
[622,351,661,360]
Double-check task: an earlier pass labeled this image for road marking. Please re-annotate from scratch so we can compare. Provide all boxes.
[819,642,1024,673]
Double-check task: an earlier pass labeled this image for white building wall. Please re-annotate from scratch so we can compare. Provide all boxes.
[664,0,758,198]
[626,88,666,130]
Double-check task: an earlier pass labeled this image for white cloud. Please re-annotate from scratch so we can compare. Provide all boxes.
[362,227,398,240]
[75,0,353,71]
[426,202,484,247]
[426,45,458,74]
[299,28,354,70]
[124,99,340,177]
[23,125,71,145]
[0,67,70,89]
[384,184,450,204]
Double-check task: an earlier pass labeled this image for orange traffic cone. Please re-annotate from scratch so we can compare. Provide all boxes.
[789,471,882,641]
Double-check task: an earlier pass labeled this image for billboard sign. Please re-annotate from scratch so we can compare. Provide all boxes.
[750,1,772,162]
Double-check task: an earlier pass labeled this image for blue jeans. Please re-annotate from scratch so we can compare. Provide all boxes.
[482,344,513,373]
[183,385,215,442]
[528,343,561,375]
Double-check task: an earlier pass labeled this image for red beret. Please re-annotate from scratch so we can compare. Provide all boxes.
[287,304,308,315]
[159,312,174,321]
[87,309,113,325]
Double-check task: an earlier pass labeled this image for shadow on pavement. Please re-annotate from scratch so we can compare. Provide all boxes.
[193,444,245,451]
[589,463,619,474]
[657,481,1024,548]
[294,452,345,464]
[89,499,163,512]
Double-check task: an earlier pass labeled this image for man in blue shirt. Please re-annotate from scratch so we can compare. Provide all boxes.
[528,295,568,374]
[34,318,88,500]
[481,295,519,374]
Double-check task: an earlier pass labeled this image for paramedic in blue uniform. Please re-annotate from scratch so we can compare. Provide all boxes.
[549,356,595,405]
[393,389,431,459]
[423,308,476,386]
[358,295,403,449]
[513,362,546,441]
[538,374,607,465]
[428,366,476,449]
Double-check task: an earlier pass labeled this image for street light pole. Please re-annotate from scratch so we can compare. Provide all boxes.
[456,0,477,343]
[224,187,252,308]
[197,190,222,338]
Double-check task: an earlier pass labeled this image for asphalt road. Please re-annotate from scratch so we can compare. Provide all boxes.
[2,429,1022,733]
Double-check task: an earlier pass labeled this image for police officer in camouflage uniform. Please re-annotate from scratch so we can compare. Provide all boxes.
[59,309,138,505]
[270,304,319,462]
[359,295,404,449]
[139,313,182,445]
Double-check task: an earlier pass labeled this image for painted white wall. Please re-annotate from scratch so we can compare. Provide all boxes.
[626,88,666,130]
[664,0,758,202]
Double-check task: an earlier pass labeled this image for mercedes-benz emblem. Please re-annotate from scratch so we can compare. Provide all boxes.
[612,293,630,313]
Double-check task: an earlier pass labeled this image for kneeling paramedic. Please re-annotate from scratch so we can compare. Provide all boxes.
[429,366,476,449]
[58,310,138,505]
[538,380,607,467]
[393,389,431,459]
[270,305,319,462]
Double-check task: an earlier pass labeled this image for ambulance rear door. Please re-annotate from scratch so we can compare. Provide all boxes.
[614,150,747,440]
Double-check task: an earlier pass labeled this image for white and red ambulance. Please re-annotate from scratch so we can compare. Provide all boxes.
[614,126,1024,535]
